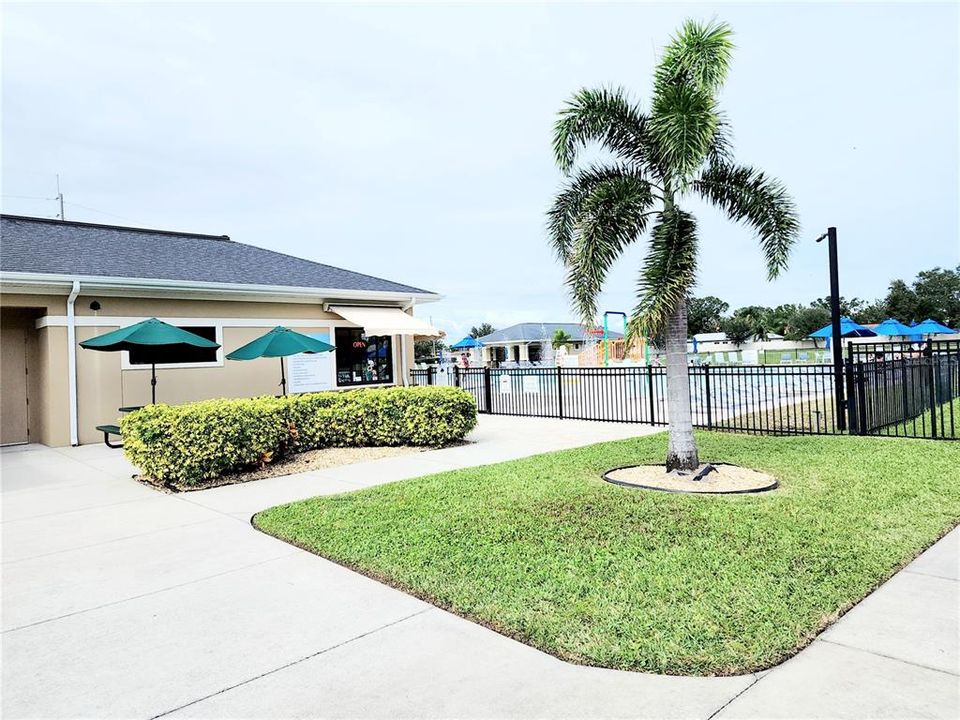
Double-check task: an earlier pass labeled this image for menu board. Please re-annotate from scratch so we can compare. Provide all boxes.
[287,333,333,393]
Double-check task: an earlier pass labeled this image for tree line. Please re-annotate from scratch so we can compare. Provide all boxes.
[689,265,959,344]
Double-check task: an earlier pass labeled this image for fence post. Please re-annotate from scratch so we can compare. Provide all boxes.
[925,349,938,439]
[452,365,460,388]
[556,366,564,419]
[483,367,493,414]
[844,356,858,434]
[427,366,435,386]
[854,361,868,435]
[704,364,713,429]
[646,367,656,424]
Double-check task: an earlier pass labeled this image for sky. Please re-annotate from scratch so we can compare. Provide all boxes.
[2,2,958,340]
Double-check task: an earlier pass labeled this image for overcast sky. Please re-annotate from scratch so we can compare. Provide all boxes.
[3,2,957,339]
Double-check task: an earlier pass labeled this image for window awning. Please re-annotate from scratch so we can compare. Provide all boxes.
[329,305,441,337]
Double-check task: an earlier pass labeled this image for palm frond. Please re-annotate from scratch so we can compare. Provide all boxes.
[564,174,656,322]
[547,163,650,263]
[552,87,651,174]
[694,162,800,279]
[629,207,699,340]
[656,19,734,93]
[649,82,719,182]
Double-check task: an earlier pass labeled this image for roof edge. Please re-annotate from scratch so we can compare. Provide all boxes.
[0,214,231,241]
[0,271,443,305]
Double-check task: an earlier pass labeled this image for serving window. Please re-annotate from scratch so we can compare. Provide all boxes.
[335,328,393,386]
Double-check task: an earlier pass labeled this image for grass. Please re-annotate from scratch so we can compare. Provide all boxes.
[886,396,960,438]
[255,432,960,676]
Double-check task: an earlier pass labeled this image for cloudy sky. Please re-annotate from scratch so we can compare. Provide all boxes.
[3,2,957,339]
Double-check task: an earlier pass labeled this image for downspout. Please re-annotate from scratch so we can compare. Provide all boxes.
[67,280,80,446]
[400,297,415,387]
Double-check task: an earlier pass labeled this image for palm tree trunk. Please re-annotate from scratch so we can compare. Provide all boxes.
[664,297,699,471]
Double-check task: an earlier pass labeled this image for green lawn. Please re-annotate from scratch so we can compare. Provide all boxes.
[255,432,960,676]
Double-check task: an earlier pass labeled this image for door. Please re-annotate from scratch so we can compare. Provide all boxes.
[1,325,29,445]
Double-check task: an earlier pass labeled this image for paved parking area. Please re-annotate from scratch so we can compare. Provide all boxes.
[2,416,957,718]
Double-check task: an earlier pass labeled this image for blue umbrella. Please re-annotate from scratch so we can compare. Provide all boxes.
[872,318,915,337]
[809,316,877,339]
[450,336,482,350]
[911,318,957,335]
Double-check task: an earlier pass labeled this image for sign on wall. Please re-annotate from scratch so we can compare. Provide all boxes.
[287,332,333,393]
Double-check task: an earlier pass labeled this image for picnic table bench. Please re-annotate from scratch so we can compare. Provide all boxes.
[94,406,143,448]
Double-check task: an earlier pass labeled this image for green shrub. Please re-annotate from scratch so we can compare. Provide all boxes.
[121,386,477,485]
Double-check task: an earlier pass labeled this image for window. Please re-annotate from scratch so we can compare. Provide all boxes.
[335,328,393,386]
[128,326,219,366]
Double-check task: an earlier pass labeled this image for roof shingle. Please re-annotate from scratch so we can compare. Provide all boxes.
[0,215,434,295]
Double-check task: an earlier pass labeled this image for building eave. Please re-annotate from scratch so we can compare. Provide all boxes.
[0,272,443,306]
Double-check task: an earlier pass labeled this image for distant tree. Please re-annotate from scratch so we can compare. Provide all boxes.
[720,315,754,346]
[810,296,867,319]
[912,267,960,327]
[687,296,729,336]
[730,305,770,340]
[414,338,447,360]
[470,323,496,339]
[785,306,831,341]
[552,329,574,348]
[762,303,801,336]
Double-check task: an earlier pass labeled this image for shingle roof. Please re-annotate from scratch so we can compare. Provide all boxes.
[478,322,621,344]
[0,215,434,295]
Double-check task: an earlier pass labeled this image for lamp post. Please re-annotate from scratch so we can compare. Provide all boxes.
[816,227,846,431]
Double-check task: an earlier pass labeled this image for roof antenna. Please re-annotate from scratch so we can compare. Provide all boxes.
[56,174,65,220]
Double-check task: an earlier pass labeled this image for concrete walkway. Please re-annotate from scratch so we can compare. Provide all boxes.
[2,416,957,719]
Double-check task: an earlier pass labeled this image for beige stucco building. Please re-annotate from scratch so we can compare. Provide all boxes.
[0,215,440,446]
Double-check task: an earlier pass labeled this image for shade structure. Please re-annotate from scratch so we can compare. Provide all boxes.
[79,318,221,403]
[911,318,957,335]
[809,316,877,339]
[328,305,441,337]
[450,336,481,350]
[872,318,915,337]
[226,326,335,395]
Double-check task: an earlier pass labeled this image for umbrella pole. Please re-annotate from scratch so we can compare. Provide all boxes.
[151,362,157,404]
[280,357,287,396]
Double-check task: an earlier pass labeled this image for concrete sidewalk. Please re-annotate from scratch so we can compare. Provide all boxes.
[2,416,957,719]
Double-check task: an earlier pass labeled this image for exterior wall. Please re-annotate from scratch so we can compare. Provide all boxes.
[2,291,418,446]
[36,326,70,446]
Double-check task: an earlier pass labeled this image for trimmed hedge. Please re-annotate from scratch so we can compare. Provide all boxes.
[121,386,477,485]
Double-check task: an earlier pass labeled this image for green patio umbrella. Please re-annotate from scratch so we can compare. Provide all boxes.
[80,318,221,403]
[226,326,335,395]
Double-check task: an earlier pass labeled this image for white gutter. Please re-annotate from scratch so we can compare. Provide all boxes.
[66,280,80,446]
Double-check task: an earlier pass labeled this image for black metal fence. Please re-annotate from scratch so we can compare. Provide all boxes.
[845,341,960,439]
[411,342,959,441]
[414,363,843,436]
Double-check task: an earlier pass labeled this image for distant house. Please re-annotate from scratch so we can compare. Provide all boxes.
[477,322,620,366]
[0,215,440,446]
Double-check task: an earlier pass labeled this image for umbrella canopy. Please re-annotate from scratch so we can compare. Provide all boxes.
[80,317,220,352]
[226,326,335,395]
[227,326,334,360]
[80,318,220,404]
[872,318,915,337]
[809,316,877,339]
[450,336,481,350]
[911,318,957,335]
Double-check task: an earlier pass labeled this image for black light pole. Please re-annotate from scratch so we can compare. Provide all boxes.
[816,226,846,431]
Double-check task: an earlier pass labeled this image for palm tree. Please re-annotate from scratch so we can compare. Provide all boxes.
[547,20,799,471]
[552,329,574,348]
